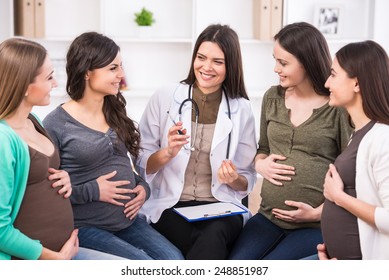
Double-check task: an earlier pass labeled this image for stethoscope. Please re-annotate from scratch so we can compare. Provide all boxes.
[177,84,232,159]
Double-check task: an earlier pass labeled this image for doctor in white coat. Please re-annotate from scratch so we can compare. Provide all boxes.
[137,24,257,260]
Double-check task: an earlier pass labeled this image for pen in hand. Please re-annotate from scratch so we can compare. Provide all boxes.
[167,111,184,135]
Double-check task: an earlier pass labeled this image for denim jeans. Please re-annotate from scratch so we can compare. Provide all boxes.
[73,247,126,260]
[229,213,322,260]
[78,216,184,260]
[301,254,319,260]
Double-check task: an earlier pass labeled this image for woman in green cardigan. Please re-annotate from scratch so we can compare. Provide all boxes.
[0,38,121,260]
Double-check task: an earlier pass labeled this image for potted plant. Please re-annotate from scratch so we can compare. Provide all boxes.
[134,7,155,26]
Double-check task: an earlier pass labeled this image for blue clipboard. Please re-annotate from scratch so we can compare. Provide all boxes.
[173,202,248,222]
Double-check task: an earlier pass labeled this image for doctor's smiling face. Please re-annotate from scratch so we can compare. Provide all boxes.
[194,41,226,94]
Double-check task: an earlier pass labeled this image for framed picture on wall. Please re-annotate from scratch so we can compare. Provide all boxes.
[314,5,343,38]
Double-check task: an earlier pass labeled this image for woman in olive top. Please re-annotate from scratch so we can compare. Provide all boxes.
[229,22,352,260]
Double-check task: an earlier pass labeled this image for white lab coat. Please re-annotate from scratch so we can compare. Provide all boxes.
[137,83,257,224]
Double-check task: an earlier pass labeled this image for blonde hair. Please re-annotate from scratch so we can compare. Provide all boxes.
[0,38,47,119]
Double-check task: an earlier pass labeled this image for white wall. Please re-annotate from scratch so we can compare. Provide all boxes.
[373,0,389,52]
[0,0,12,42]
[2,0,387,125]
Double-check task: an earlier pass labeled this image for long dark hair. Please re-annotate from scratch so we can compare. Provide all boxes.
[66,32,140,158]
[336,40,389,125]
[274,22,332,96]
[181,24,248,99]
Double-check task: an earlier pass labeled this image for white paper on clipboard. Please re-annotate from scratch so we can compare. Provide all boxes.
[173,202,247,222]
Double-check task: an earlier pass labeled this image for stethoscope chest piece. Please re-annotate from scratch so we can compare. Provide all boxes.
[177,84,231,159]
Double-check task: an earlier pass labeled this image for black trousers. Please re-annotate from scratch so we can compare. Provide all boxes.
[152,201,243,260]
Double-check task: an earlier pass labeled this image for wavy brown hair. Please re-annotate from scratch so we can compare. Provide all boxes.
[66,32,140,158]
[0,38,46,119]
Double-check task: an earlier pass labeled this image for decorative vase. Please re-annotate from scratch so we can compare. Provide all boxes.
[136,26,154,38]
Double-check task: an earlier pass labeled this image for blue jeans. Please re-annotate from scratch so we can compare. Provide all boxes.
[78,217,184,260]
[229,213,322,260]
[73,247,126,260]
[301,254,319,260]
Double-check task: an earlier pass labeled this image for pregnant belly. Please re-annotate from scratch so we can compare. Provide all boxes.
[321,189,362,260]
[14,182,74,253]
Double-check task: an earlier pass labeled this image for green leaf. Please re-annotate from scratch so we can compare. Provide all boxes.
[134,7,155,26]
